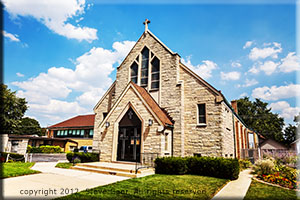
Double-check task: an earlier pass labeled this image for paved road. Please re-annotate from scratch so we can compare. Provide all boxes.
[3,162,129,199]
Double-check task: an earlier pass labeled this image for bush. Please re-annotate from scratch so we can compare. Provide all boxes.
[155,156,239,180]
[0,152,25,162]
[66,152,99,163]
[155,157,188,175]
[253,159,275,176]
[239,159,252,171]
[27,145,62,153]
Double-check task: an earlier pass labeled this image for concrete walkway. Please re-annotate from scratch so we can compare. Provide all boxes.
[3,162,129,199]
[212,169,253,200]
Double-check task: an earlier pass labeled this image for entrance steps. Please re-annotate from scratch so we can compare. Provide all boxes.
[70,162,155,178]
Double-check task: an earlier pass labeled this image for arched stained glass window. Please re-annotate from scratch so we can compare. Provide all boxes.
[141,47,149,88]
[130,62,138,84]
[151,57,160,89]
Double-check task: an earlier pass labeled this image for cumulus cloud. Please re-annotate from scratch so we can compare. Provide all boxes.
[3,30,20,42]
[243,41,253,49]
[252,84,300,101]
[16,72,24,77]
[269,101,300,120]
[231,61,241,68]
[239,92,248,98]
[278,52,300,73]
[220,71,241,81]
[259,61,279,75]
[3,0,97,42]
[12,40,135,125]
[249,42,282,61]
[181,58,217,79]
[237,78,258,88]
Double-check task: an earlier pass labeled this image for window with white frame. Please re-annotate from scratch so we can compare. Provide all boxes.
[197,104,206,124]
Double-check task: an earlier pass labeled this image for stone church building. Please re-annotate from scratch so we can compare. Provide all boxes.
[92,20,259,162]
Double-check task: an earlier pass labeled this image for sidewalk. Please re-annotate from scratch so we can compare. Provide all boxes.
[3,162,129,199]
[212,169,253,200]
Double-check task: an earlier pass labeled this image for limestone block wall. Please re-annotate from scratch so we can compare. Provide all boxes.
[93,84,115,151]
[220,102,235,157]
[179,66,223,157]
[99,87,163,162]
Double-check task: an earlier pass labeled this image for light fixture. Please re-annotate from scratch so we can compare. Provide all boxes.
[105,122,110,128]
[148,119,153,126]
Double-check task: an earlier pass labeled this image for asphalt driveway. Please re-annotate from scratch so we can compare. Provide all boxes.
[3,162,129,199]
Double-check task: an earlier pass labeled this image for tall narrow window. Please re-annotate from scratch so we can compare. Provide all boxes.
[130,62,138,84]
[198,104,206,124]
[151,57,160,89]
[141,47,149,88]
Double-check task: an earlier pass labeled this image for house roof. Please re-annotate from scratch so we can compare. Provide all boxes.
[131,82,174,126]
[48,114,95,129]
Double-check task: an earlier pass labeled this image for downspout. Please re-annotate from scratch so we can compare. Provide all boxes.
[166,124,174,157]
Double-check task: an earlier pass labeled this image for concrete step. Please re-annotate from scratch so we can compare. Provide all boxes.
[70,166,137,178]
[70,162,155,178]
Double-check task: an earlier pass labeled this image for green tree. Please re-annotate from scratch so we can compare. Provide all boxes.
[237,97,285,143]
[283,113,300,145]
[0,84,27,134]
[15,117,43,136]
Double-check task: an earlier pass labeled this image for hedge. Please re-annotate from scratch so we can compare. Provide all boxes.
[0,152,25,162]
[66,152,99,163]
[155,156,240,180]
[27,145,62,153]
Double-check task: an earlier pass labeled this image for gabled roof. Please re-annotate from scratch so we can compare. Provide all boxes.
[131,82,173,126]
[99,82,173,129]
[48,114,95,129]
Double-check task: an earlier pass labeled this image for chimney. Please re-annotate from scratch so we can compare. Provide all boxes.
[231,100,238,114]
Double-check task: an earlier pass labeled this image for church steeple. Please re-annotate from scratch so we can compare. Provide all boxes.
[143,19,151,32]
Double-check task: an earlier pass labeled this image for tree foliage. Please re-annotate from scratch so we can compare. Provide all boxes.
[282,113,299,145]
[15,117,43,136]
[237,97,285,143]
[0,84,27,134]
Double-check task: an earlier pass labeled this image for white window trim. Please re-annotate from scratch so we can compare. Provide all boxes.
[196,103,207,126]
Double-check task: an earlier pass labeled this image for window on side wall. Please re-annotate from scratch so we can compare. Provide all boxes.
[197,104,206,125]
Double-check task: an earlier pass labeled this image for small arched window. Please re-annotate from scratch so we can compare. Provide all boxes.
[151,57,160,89]
[141,47,149,88]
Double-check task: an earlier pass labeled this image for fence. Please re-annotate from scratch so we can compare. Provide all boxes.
[135,152,159,173]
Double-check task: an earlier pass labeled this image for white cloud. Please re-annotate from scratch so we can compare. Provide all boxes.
[231,61,241,68]
[278,52,300,73]
[269,101,300,120]
[3,0,97,42]
[181,58,217,79]
[243,41,253,49]
[239,92,248,98]
[237,78,258,88]
[249,42,282,60]
[252,84,300,101]
[16,72,24,77]
[259,61,279,75]
[12,40,135,126]
[3,30,20,42]
[220,71,241,81]
[248,65,260,74]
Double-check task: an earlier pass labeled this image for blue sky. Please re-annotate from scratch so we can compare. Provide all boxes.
[3,1,299,127]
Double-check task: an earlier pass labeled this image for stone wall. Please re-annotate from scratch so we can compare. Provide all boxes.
[220,102,235,157]
[99,87,163,162]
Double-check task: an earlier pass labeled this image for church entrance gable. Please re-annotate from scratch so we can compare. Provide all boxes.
[117,107,141,162]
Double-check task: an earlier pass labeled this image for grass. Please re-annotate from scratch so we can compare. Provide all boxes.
[1,162,40,178]
[55,162,73,169]
[244,180,298,200]
[56,174,228,200]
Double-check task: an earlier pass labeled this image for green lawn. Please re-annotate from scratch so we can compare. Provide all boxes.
[55,162,73,169]
[1,162,40,178]
[56,174,228,200]
[244,180,298,200]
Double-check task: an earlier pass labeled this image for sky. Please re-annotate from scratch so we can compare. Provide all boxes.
[3,0,299,127]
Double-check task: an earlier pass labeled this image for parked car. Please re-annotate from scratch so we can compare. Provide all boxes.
[77,146,93,153]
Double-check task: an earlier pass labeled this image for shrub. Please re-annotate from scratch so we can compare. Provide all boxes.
[27,145,62,153]
[155,156,239,180]
[0,152,25,162]
[155,157,188,175]
[239,159,252,171]
[66,152,99,163]
[253,159,275,177]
